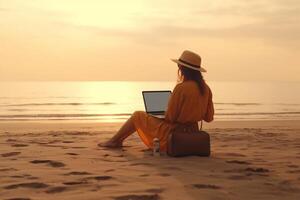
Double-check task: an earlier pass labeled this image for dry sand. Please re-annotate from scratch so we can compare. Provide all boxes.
[0,120,300,200]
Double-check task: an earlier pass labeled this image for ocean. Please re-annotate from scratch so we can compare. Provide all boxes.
[0,81,299,122]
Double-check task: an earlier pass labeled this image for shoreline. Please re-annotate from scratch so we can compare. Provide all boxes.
[1,120,300,199]
[1,119,300,132]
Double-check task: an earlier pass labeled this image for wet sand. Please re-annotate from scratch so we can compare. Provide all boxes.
[0,120,300,200]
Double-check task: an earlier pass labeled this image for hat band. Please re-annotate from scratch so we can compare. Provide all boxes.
[178,59,200,69]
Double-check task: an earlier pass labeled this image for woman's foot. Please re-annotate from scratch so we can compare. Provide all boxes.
[98,140,123,148]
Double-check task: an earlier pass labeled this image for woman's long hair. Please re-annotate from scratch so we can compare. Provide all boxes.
[177,64,206,95]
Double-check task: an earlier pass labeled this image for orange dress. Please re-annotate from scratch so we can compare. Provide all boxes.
[132,80,214,152]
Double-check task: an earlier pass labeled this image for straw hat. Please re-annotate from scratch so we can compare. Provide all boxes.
[171,50,206,72]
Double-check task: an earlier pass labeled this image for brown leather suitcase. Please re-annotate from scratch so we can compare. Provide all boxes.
[167,122,210,157]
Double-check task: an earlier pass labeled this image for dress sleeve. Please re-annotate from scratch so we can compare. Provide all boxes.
[165,84,184,123]
[203,87,214,122]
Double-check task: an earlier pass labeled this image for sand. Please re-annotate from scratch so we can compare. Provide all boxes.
[0,120,300,200]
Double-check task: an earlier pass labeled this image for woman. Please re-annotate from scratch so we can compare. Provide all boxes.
[99,50,214,151]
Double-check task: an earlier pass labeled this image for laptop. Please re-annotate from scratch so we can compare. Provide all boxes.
[142,90,172,118]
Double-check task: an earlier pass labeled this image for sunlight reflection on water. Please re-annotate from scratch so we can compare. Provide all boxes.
[0,81,299,122]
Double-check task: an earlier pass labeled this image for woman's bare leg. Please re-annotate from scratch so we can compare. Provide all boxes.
[98,116,136,148]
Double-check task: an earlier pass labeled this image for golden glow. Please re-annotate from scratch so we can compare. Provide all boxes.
[0,0,299,82]
[44,1,145,29]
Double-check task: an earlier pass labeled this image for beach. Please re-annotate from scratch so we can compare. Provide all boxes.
[2,0,300,199]
[1,120,300,200]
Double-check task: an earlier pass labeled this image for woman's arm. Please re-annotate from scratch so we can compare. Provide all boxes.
[203,88,214,122]
[165,84,184,123]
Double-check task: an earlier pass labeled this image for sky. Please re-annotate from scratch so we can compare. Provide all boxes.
[0,0,299,82]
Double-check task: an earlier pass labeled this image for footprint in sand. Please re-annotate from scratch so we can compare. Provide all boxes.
[11,144,29,147]
[130,163,154,167]
[83,176,113,181]
[113,194,160,200]
[30,160,65,168]
[226,160,251,165]
[157,173,171,177]
[62,141,74,143]
[71,146,87,149]
[226,167,270,178]
[65,153,78,156]
[17,173,37,179]
[3,182,49,190]
[1,152,21,157]
[103,154,124,158]
[63,181,88,185]
[61,176,113,185]
[264,182,275,186]
[10,174,37,180]
[99,158,127,163]
[27,176,39,180]
[9,175,25,178]
[225,167,269,174]
[245,167,269,173]
[64,171,92,176]
[6,139,18,142]
[191,184,222,189]
[0,168,17,172]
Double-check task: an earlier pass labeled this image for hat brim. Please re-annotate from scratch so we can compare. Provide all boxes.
[171,59,207,72]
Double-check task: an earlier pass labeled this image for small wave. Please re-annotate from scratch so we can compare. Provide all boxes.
[217,111,300,115]
[273,103,300,106]
[215,102,300,106]
[0,111,299,119]
[0,96,87,99]
[6,109,28,112]
[2,102,300,107]
[0,113,131,118]
[0,117,129,121]
[215,103,261,106]
[0,102,116,107]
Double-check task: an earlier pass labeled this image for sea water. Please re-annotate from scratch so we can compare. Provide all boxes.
[0,81,299,122]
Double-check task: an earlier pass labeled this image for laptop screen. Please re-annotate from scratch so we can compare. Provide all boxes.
[142,91,171,114]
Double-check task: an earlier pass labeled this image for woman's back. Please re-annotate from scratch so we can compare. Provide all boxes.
[165,80,214,124]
